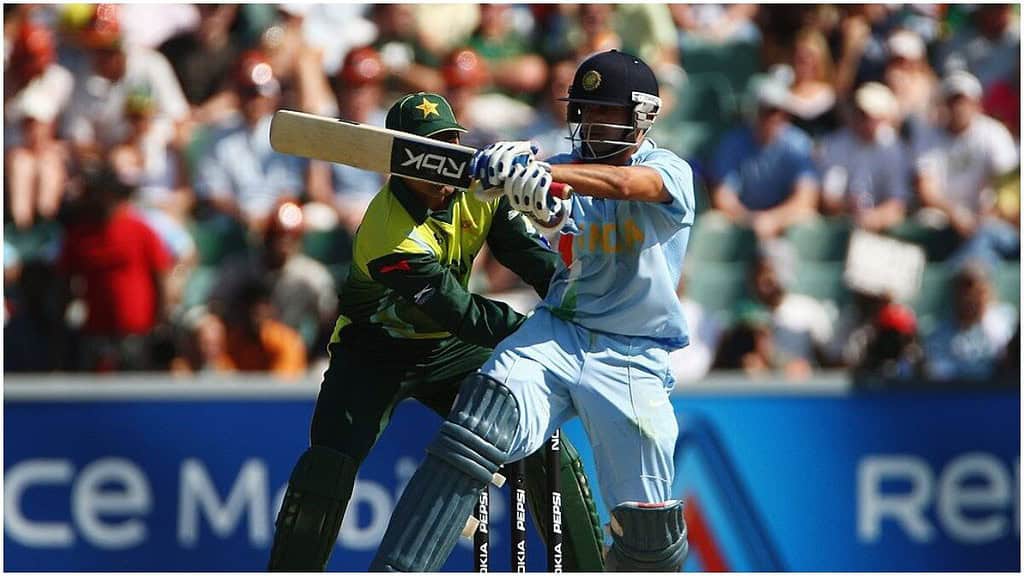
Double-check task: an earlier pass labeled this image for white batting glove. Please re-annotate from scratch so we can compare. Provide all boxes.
[504,160,557,222]
[470,141,538,193]
[531,196,572,237]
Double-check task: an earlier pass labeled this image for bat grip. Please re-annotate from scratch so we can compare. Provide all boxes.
[549,181,574,200]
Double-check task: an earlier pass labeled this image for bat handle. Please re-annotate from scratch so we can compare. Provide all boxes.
[549,181,574,200]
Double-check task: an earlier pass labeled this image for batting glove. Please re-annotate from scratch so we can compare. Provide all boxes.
[505,160,559,223]
[470,141,538,193]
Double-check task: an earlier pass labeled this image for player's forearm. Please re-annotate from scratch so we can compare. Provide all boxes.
[369,253,526,348]
[550,164,669,203]
[487,198,560,298]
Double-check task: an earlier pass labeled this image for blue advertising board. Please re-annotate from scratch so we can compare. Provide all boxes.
[4,382,1019,572]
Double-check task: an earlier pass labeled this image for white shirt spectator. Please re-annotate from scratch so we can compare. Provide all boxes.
[913,114,1019,214]
[772,293,834,365]
[4,63,74,148]
[63,46,189,149]
[118,4,199,49]
[195,114,306,222]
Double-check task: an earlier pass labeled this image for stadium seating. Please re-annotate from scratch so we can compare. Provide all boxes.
[885,221,962,261]
[786,217,852,262]
[658,72,738,162]
[789,262,849,308]
[3,219,62,264]
[994,261,1021,310]
[909,264,954,334]
[678,38,760,96]
[688,214,758,262]
[189,215,250,266]
[302,228,353,286]
[685,261,750,324]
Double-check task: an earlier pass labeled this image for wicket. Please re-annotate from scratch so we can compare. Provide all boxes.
[473,431,563,573]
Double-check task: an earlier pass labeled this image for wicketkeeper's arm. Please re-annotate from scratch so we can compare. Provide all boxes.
[368,252,525,348]
[485,196,561,299]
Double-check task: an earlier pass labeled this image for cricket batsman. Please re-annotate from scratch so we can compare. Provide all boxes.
[370,50,694,572]
[267,92,605,571]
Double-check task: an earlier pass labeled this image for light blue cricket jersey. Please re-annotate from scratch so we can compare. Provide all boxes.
[542,140,696,350]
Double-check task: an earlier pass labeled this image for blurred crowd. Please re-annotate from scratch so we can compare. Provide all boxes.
[3,4,1020,384]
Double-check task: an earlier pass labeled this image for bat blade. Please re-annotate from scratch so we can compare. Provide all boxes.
[269,109,571,199]
[269,109,474,188]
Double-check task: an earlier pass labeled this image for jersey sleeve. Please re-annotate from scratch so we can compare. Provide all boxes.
[367,251,525,348]
[637,148,697,228]
[486,196,560,298]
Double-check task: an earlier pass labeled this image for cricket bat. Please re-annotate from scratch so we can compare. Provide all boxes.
[269,109,571,199]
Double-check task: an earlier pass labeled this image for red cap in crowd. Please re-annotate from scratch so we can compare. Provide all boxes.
[875,303,917,336]
[339,47,385,87]
[442,48,488,89]
[77,4,122,50]
[235,50,280,97]
[10,21,55,82]
[266,200,305,238]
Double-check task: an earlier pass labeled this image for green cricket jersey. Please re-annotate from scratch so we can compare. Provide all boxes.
[331,177,559,349]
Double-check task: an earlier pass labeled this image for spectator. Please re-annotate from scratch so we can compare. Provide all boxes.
[4,261,70,372]
[517,58,576,158]
[258,5,333,113]
[115,4,198,50]
[61,4,189,161]
[850,302,925,382]
[616,4,682,79]
[981,54,1020,139]
[568,4,621,60]
[926,262,1018,381]
[936,4,1020,92]
[883,28,938,141]
[4,21,73,229]
[58,163,172,371]
[370,4,444,96]
[742,252,834,380]
[441,48,503,148]
[194,50,307,233]
[220,277,307,378]
[170,309,236,374]
[832,5,895,97]
[672,4,760,45]
[710,79,820,238]
[819,82,910,232]
[913,70,1019,266]
[669,278,724,385]
[108,86,195,261]
[308,46,387,234]
[159,4,243,125]
[466,4,547,96]
[711,303,775,378]
[786,28,839,137]
[212,201,337,354]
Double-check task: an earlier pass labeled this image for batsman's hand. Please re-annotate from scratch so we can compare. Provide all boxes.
[470,141,538,196]
[505,159,564,225]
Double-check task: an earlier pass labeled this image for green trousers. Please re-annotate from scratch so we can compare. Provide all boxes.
[305,324,605,571]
